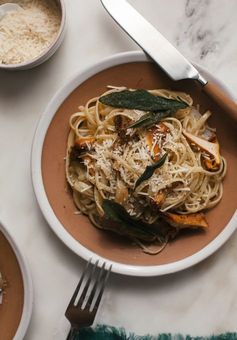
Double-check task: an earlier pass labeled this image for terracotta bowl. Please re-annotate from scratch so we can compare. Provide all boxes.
[31,51,237,276]
[0,222,33,339]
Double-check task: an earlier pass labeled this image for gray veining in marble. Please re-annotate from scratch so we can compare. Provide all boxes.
[0,1,237,339]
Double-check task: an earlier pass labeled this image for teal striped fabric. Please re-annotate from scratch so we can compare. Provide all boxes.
[72,325,237,340]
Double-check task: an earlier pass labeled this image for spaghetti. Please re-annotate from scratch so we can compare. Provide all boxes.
[66,87,226,254]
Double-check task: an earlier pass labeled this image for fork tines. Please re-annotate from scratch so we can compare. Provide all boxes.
[67,259,112,313]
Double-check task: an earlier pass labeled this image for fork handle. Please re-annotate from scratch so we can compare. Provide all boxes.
[66,328,76,340]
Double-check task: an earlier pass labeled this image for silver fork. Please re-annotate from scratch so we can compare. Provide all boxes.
[65,259,112,339]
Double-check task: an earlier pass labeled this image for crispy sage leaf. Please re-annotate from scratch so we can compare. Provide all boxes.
[135,153,167,189]
[99,89,188,112]
[128,111,171,129]
[101,200,176,242]
[102,199,157,239]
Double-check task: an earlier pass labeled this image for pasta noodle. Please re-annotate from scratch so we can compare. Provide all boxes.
[65,86,226,253]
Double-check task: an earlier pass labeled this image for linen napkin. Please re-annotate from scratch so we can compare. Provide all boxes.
[72,325,237,340]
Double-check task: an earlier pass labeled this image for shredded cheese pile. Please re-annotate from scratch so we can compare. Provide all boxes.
[0,0,61,65]
[65,87,226,254]
[66,87,226,219]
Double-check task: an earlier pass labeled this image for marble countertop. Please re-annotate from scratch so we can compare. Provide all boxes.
[0,0,237,339]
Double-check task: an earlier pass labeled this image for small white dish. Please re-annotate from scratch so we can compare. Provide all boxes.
[0,0,66,70]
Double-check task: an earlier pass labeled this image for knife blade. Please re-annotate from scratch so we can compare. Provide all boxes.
[101,0,237,122]
[101,0,206,84]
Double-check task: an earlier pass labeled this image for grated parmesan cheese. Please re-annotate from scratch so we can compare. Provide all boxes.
[0,0,61,65]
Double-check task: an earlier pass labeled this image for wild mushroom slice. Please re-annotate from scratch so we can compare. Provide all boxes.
[115,179,128,204]
[145,123,170,161]
[145,129,160,161]
[182,130,221,165]
[201,156,220,171]
[70,137,95,163]
[163,212,208,229]
[74,137,95,151]
[151,191,166,209]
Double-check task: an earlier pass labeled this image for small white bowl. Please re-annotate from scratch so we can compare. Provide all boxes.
[0,0,66,71]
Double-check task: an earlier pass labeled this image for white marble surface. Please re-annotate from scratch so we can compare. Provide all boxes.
[0,0,237,339]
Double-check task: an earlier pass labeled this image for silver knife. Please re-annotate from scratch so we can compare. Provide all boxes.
[101,0,237,121]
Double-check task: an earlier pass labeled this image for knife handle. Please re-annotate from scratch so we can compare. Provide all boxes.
[202,81,237,122]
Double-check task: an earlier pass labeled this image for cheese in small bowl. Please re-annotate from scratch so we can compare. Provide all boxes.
[0,0,66,69]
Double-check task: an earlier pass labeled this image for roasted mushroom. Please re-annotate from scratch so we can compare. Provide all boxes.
[182,130,221,169]
[163,211,208,229]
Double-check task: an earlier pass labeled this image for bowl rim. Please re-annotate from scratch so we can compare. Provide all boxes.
[0,0,66,70]
[0,221,33,340]
[31,50,237,277]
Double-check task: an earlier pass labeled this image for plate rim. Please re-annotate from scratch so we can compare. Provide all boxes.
[0,221,33,340]
[31,50,237,277]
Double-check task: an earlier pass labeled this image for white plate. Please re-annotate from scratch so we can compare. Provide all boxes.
[31,51,237,277]
[0,221,33,340]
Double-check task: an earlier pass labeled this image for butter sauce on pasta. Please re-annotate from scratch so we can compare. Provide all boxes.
[65,86,226,253]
